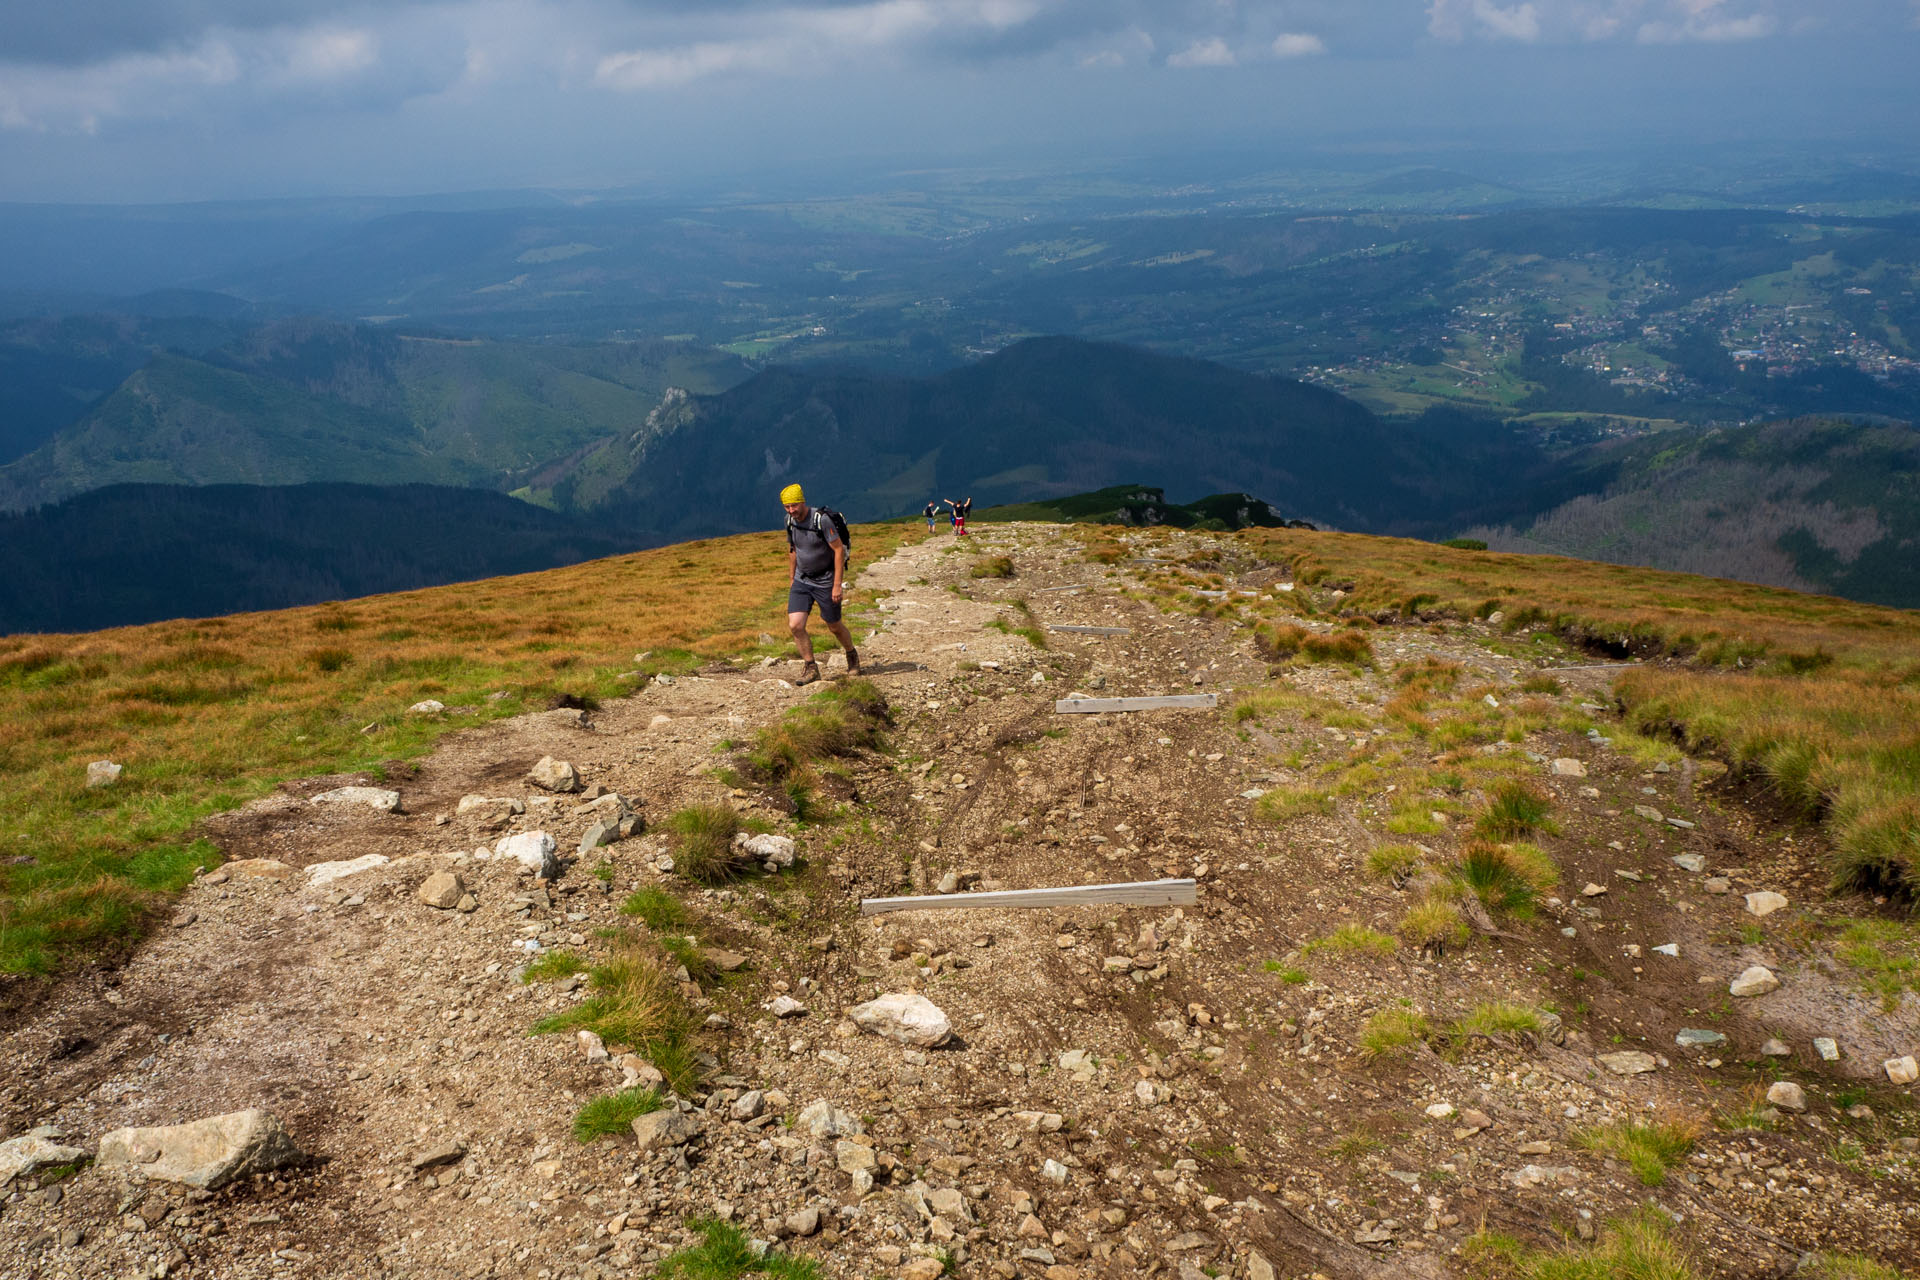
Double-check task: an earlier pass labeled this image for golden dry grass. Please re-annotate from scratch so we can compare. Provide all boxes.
[0,523,920,975]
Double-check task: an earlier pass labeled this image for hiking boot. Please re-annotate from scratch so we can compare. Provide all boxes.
[795,661,820,686]
[845,648,861,675]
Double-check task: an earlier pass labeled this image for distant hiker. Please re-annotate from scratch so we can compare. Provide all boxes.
[780,483,858,685]
[952,495,973,537]
[924,500,939,532]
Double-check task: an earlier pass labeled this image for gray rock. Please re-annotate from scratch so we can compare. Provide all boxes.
[1247,1250,1275,1280]
[457,793,524,816]
[96,1109,303,1189]
[769,995,806,1018]
[1632,804,1663,822]
[1760,1038,1793,1057]
[927,1187,972,1223]
[702,948,750,973]
[1671,853,1705,873]
[1730,966,1780,997]
[310,786,401,814]
[527,756,583,793]
[305,854,390,886]
[847,993,953,1047]
[1550,759,1586,777]
[1886,1055,1918,1085]
[493,831,558,877]
[1507,1165,1581,1189]
[0,1134,90,1186]
[734,832,795,868]
[410,1140,466,1170]
[730,1090,765,1121]
[1814,1037,1840,1062]
[1675,1029,1727,1048]
[1745,891,1788,917]
[631,1109,704,1151]
[1597,1051,1658,1075]
[408,699,446,715]
[86,759,123,788]
[579,823,616,855]
[1704,876,1732,894]
[417,871,464,910]
[795,1101,863,1139]
[786,1207,821,1237]
[1766,1081,1807,1112]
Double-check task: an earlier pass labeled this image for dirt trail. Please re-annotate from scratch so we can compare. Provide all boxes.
[2,525,1917,1280]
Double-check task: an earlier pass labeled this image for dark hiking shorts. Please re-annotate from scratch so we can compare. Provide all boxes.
[788,578,843,624]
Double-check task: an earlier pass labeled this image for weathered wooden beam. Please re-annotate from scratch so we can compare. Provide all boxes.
[1032,584,1090,594]
[1048,624,1131,636]
[1054,694,1217,714]
[862,878,1197,916]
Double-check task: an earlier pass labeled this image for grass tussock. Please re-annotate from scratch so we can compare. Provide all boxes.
[1255,785,1337,822]
[658,1218,824,1280]
[1365,842,1425,885]
[572,1086,665,1142]
[1394,657,1463,695]
[1083,539,1127,565]
[622,885,689,932]
[1303,923,1399,958]
[0,521,923,975]
[1454,839,1558,916]
[1574,1115,1702,1187]
[1399,896,1468,955]
[1451,1000,1544,1040]
[1254,622,1375,667]
[1800,1254,1912,1280]
[666,805,748,885]
[1476,779,1559,839]
[1230,687,1330,724]
[969,555,1015,579]
[530,936,700,1093]
[1834,918,1920,1011]
[1463,1207,1698,1280]
[521,950,588,983]
[746,679,889,780]
[1360,1006,1431,1059]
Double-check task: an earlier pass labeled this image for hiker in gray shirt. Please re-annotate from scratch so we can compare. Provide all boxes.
[780,482,859,686]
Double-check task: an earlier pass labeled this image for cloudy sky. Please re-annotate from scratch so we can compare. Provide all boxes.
[2,0,1916,203]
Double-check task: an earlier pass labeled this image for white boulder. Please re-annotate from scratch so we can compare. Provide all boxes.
[847,993,953,1048]
[493,831,558,877]
[96,1109,303,1189]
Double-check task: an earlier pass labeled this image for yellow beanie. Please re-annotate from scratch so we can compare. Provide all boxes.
[780,483,805,504]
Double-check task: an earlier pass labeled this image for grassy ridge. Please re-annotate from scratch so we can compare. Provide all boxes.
[1243,527,1920,896]
[0,523,918,976]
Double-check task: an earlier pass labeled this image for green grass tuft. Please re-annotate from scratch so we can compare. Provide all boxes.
[623,885,689,931]
[572,1087,664,1142]
[1359,1006,1430,1059]
[521,950,588,983]
[1303,923,1398,958]
[658,1218,824,1280]
[1476,779,1558,839]
[1574,1116,1701,1187]
[667,804,747,884]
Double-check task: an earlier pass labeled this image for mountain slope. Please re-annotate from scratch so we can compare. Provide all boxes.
[1467,418,1920,607]
[572,337,1558,541]
[0,482,640,634]
[0,321,751,511]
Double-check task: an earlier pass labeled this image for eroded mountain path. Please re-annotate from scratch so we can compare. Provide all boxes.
[3,525,1917,1280]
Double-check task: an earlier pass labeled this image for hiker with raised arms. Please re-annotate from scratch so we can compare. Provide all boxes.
[780,483,859,686]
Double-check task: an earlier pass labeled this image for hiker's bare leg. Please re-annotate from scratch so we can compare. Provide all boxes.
[788,612,816,663]
[823,618,855,653]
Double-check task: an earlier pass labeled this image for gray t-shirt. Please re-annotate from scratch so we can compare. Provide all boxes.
[787,509,843,585]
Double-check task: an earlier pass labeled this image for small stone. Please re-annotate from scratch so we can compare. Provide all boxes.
[1744,891,1788,918]
[408,699,445,715]
[417,871,464,910]
[1760,1038,1792,1057]
[1633,804,1663,822]
[1458,1109,1492,1133]
[631,1109,703,1151]
[1043,1158,1068,1184]
[1507,1164,1581,1189]
[579,823,616,855]
[1675,1029,1726,1048]
[835,1141,878,1174]
[455,894,478,913]
[1597,1051,1658,1075]
[1580,882,1607,897]
[1516,1140,1552,1156]
[224,858,295,880]
[410,1140,466,1171]
[1671,853,1705,872]
[527,756,583,793]
[786,1207,821,1238]
[86,759,124,788]
[1730,966,1780,997]
[1424,1102,1455,1119]
[1703,876,1732,894]
[794,1100,863,1139]
[1550,759,1586,777]
[701,948,750,973]
[1766,1081,1807,1112]
[578,1030,610,1063]
[305,854,391,886]
[1813,1037,1840,1062]
[0,1134,90,1185]
[1886,1055,1919,1085]
[1652,943,1679,957]
[903,1260,945,1280]
[769,995,806,1018]
[1247,1250,1275,1280]
[735,832,797,868]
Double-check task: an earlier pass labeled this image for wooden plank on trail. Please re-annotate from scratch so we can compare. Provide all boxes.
[1032,584,1089,594]
[862,878,1197,916]
[1048,624,1131,636]
[1054,694,1217,714]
